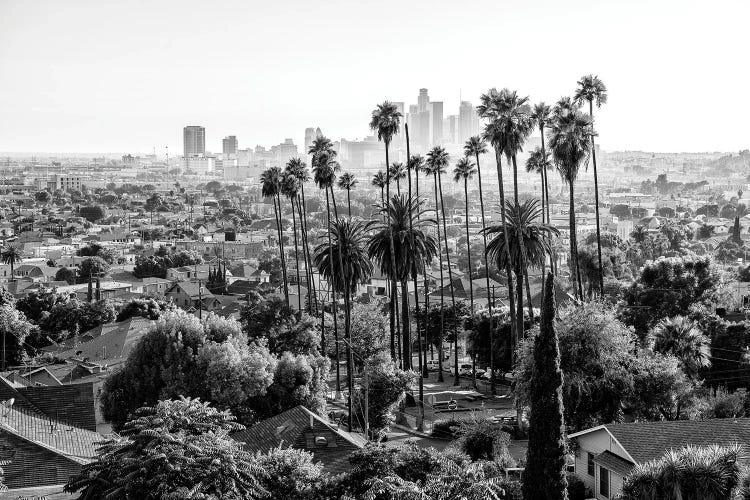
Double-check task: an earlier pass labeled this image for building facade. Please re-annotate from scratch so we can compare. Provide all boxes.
[183,125,206,157]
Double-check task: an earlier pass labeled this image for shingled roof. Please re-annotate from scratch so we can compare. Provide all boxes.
[231,405,365,474]
[570,418,750,464]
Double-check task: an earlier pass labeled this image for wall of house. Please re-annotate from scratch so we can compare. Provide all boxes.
[0,430,83,489]
[573,430,629,498]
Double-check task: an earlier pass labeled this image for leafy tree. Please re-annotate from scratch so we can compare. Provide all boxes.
[34,190,50,203]
[54,267,76,284]
[739,264,750,282]
[133,255,169,278]
[610,204,632,218]
[42,298,116,340]
[0,305,35,368]
[65,397,267,499]
[630,351,701,421]
[451,415,514,464]
[116,297,175,322]
[523,274,567,500]
[333,299,389,369]
[698,224,716,239]
[79,205,105,222]
[76,256,110,283]
[622,255,731,337]
[77,242,118,264]
[353,352,415,432]
[240,293,320,356]
[254,446,324,498]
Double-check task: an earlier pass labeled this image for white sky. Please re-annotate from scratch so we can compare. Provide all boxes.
[0,0,747,154]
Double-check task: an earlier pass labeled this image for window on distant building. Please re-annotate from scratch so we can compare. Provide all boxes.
[587,452,594,476]
[599,466,609,498]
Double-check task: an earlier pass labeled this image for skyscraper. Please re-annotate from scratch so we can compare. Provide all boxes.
[430,101,443,145]
[418,88,429,112]
[459,101,477,143]
[222,135,238,155]
[183,126,205,157]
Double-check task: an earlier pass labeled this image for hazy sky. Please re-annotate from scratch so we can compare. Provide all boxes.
[1,0,748,154]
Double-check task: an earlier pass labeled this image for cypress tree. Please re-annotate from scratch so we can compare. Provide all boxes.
[523,272,568,500]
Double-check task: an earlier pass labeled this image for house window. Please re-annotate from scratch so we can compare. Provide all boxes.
[587,452,594,476]
[599,466,609,498]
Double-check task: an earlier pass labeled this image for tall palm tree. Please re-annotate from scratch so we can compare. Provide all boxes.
[575,75,608,296]
[477,90,518,349]
[337,172,358,217]
[485,200,559,313]
[453,157,477,314]
[260,167,288,306]
[368,195,437,371]
[464,135,497,392]
[548,104,593,300]
[280,170,303,305]
[310,137,343,396]
[314,218,373,432]
[370,101,402,364]
[371,171,387,220]
[425,146,460,385]
[389,162,407,196]
[286,157,317,313]
[526,147,554,285]
[531,103,553,229]
[408,153,429,378]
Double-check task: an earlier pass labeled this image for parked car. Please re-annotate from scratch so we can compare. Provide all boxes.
[458,364,473,376]
[474,368,486,378]
[481,369,504,380]
[426,359,440,371]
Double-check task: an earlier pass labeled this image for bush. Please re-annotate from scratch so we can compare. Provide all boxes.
[566,473,587,500]
[431,419,458,440]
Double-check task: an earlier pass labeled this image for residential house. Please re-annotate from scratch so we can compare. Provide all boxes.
[165,281,221,312]
[568,419,750,499]
[231,405,365,474]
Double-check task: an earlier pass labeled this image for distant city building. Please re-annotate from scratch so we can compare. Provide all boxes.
[446,115,459,144]
[459,101,477,143]
[339,137,384,170]
[52,174,85,191]
[222,135,238,155]
[418,88,429,112]
[182,156,215,175]
[304,127,323,153]
[183,126,206,157]
[430,101,443,146]
[272,138,298,166]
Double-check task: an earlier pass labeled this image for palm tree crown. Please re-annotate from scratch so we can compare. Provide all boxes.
[525,147,552,175]
[453,157,477,183]
[485,199,560,271]
[0,244,22,267]
[260,167,282,198]
[369,101,402,145]
[649,316,711,377]
[312,153,339,190]
[530,102,552,130]
[574,74,608,109]
[389,162,407,184]
[313,218,373,295]
[280,170,300,199]
[371,171,387,190]
[407,154,425,174]
[337,172,358,191]
[368,195,438,282]
[424,147,449,177]
[477,88,534,160]
[548,108,593,184]
[286,157,310,183]
[463,136,487,159]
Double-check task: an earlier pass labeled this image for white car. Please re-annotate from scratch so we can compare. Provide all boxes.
[425,359,440,371]
[458,364,473,376]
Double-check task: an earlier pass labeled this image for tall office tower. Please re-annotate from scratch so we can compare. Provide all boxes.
[222,135,238,155]
[183,126,206,157]
[459,101,476,143]
[417,111,430,150]
[418,88,429,112]
[304,127,316,151]
[407,105,419,149]
[446,115,459,144]
[430,101,443,146]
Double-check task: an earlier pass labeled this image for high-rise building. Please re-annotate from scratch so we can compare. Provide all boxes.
[222,135,238,155]
[272,138,298,166]
[430,101,443,146]
[418,88,429,112]
[459,101,477,143]
[183,126,206,157]
[446,115,459,144]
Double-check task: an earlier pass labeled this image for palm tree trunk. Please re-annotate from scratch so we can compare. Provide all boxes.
[589,100,605,296]
[438,173,459,386]
[524,268,534,319]
[401,280,411,370]
[385,142,398,364]
[296,193,316,314]
[475,151,495,394]
[511,156,526,340]
[540,129,555,277]
[432,174,446,384]
[290,196,302,308]
[325,188,342,399]
[494,149,518,351]
[346,187,352,217]
[344,284,353,432]
[273,195,289,306]
[569,182,584,300]
[464,179,474,314]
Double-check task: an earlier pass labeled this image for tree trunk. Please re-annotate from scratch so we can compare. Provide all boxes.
[296,193,315,314]
[589,100,605,296]
[290,196,302,307]
[325,189,341,398]
[569,182,583,300]
[512,156,526,341]
[476,151,495,394]
[524,268,534,319]
[385,142,398,364]
[438,173,459,386]
[344,285,353,432]
[273,196,289,306]
[464,180,474,314]
[401,280,410,370]
[495,149,517,351]
[347,188,351,217]
[433,174,446,384]
[300,184,318,314]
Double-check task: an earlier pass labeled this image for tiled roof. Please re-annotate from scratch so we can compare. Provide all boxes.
[231,406,365,474]
[594,450,634,477]
[168,281,215,299]
[605,419,750,463]
[48,317,154,362]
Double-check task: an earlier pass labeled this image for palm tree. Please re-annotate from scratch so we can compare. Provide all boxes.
[425,146,460,385]
[531,103,553,227]
[310,137,343,397]
[485,200,559,316]
[280,170,303,305]
[526,147,554,284]
[464,135,497,392]
[368,195,437,371]
[260,167,289,306]
[453,157,477,314]
[371,171,387,220]
[370,101,402,364]
[575,75,608,296]
[650,316,711,378]
[477,89,518,348]
[286,158,317,313]
[0,243,21,290]
[337,172,358,217]
[408,153,429,378]
[314,218,373,432]
[389,162,407,195]
[548,104,593,300]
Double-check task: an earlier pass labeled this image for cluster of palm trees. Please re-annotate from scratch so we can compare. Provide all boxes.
[258,75,608,428]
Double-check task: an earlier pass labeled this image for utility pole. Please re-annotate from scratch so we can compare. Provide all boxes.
[198,279,202,320]
[363,369,369,441]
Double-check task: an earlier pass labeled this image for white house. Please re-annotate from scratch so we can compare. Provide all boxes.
[568,419,750,499]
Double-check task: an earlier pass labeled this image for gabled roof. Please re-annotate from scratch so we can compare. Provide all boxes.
[569,418,750,464]
[166,281,215,299]
[231,405,365,474]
